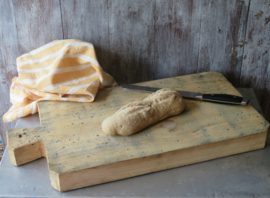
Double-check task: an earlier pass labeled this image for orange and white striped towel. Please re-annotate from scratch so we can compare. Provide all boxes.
[3,39,117,123]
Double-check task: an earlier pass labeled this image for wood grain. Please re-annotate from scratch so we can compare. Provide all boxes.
[52,131,267,191]
[0,0,20,144]
[12,0,63,54]
[0,0,63,145]
[240,0,270,121]
[1,0,270,148]
[7,72,269,191]
[197,0,250,87]
[60,0,110,73]
[109,0,155,84]
[154,0,201,79]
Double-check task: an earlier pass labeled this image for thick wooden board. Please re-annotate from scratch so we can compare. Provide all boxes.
[7,72,269,192]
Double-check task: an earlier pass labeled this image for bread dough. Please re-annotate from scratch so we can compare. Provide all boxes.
[102,88,185,136]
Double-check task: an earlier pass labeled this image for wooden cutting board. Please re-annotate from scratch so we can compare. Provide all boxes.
[7,72,269,192]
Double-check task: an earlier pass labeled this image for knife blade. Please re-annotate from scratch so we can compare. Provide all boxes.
[121,84,250,105]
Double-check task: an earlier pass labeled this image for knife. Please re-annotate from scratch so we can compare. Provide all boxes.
[121,84,250,105]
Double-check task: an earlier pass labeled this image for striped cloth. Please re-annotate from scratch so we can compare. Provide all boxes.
[3,39,117,123]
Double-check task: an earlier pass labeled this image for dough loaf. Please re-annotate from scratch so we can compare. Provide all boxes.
[102,88,185,136]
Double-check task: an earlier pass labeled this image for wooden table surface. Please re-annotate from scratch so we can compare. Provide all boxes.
[6,72,269,192]
[1,87,269,197]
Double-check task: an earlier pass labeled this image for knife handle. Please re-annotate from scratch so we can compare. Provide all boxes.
[202,94,250,105]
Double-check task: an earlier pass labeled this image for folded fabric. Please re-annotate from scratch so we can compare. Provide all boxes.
[3,39,117,123]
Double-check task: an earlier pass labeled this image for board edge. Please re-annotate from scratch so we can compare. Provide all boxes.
[52,130,268,192]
